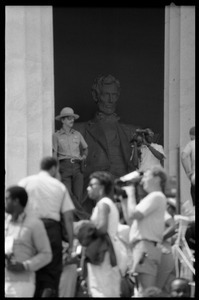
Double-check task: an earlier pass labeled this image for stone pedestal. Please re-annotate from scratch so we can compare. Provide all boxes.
[5,6,54,186]
[164,5,195,205]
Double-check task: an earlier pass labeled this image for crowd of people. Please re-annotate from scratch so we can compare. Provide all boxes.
[5,74,195,298]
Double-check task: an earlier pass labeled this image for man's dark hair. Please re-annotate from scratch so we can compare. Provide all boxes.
[170,277,191,296]
[6,186,28,207]
[189,126,195,136]
[40,156,58,171]
[89,171,114,195]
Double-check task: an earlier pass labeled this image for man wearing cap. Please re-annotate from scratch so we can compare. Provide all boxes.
[53,107,89,220]
[181,126,195,206]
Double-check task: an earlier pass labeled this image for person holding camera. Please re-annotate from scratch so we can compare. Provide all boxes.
[119,165,168,295]
[131,128,166,172]
[5,186,52,297]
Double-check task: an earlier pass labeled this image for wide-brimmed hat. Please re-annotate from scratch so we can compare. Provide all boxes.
[55,107,79,121]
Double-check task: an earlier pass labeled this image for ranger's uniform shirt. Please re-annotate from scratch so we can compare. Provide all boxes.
[53,128,88,160]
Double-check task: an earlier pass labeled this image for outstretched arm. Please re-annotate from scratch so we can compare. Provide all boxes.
[143,137,165,163]
[147,144,165,161]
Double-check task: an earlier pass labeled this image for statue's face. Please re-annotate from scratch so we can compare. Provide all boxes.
[97,83,119,115]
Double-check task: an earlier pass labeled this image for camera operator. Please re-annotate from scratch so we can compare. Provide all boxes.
[119,166,168,295]
[131,128,166,172]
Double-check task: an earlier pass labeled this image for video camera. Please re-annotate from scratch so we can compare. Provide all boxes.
[131,128,150,145]
[116,171,143,186]
[114,171,144,203]
[135,129,150,135]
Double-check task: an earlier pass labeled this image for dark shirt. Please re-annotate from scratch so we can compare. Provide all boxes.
[77,222,117,266]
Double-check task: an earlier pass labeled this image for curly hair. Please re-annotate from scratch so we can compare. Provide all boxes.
[40,156,58,171]
[6,186,28,208]
[91,74,121,103]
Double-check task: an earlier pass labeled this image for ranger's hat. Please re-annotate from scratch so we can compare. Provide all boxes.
[55,107,79,121]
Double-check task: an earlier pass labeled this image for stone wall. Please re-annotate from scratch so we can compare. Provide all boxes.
[5,6,54,186]
[164,5,195,205]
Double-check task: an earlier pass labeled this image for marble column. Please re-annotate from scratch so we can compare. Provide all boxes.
[5,6,54,187]
[164,5,195,205]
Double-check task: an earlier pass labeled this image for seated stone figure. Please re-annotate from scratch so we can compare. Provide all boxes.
[74,74,137,214]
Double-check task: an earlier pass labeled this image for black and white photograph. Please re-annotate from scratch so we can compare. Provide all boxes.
[4,4,195,297]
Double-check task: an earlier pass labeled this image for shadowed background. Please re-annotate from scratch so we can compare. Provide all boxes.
[53,7,164,144]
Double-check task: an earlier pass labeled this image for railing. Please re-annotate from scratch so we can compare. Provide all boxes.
[172,216,195,297]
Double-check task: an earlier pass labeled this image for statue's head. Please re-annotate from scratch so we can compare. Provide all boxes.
[91,74,120,115]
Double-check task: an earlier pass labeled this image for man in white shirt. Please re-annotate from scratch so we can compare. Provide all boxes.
[18,156,75,297]
[120,165,167,295]
[131,128,165,172]
[181,126,195,206]
[5,186,52,297]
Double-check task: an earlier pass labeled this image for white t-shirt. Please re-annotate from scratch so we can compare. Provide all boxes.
[91,197,128,271]
[139,143,165,172]
[182,139,195,173]
[88,197,121,297]
[18,171,75,221]
[129,191,167,245]
[91,197,119,238]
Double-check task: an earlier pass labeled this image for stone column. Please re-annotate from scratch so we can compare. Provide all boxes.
[5,6,54,187]
[164,5,195,205]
